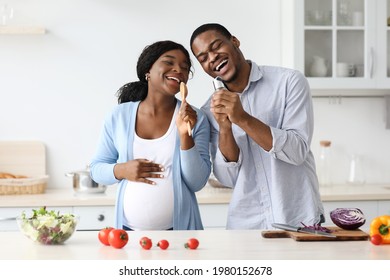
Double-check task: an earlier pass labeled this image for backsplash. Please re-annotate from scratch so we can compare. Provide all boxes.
[311,95,390,184]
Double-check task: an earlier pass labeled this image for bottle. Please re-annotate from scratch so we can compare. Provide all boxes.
[318,140,332,187]
[347,154,365,185]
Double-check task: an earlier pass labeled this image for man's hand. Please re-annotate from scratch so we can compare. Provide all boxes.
[210,89,248,126]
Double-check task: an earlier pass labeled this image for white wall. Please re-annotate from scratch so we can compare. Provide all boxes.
[0,0,281,188]
[311,96,390,184]
[2,0,390,189]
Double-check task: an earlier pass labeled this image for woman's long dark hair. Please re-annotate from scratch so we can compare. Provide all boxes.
[117,40,192,104]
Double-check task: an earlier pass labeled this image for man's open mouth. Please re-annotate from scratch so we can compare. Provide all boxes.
[214,59,228,72]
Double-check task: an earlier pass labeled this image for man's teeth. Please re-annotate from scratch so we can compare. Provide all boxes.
[167,77,180,83]
[215,59,228,71]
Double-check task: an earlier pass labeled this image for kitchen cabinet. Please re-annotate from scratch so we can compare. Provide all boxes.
[377,200,390,215]
[293,0,390,91]
[73,206,115,230]
[198,204,228,229]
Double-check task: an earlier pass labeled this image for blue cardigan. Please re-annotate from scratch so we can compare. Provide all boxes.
[90,100,211,230]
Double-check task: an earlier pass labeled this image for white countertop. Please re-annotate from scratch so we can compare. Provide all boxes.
[1,183,390,208]
[0,229,385,260]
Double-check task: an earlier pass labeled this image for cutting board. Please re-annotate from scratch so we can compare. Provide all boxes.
[0,141,46,176]
[261,227,369,241]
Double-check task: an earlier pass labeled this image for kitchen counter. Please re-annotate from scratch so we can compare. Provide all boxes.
[1,183,390,208]
[0,229,386,260]
[0,184,232,207]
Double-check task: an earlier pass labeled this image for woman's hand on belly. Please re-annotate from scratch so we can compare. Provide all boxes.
[114,159,165,185]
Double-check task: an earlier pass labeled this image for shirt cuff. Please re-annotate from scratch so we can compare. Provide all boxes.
[268,127,287,155]
[214,147,242,167]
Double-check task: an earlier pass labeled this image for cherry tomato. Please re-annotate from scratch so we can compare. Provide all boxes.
[184,238,199,250]
[157,239,169,250]
[139,236,152,250]
[370,234,383,246]
[108,229,129,249]
[98,227,114,246]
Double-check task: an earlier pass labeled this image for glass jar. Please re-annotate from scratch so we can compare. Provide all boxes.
[318,140,332,187]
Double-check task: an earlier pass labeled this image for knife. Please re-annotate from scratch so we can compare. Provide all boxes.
[272,223,337,238]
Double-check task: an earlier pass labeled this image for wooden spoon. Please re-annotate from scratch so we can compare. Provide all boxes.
[180,82,192,136]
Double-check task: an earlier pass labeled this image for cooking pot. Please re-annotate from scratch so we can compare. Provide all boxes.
[65,166,107,194]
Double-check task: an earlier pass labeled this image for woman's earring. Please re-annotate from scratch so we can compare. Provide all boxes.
[145,73,150,81]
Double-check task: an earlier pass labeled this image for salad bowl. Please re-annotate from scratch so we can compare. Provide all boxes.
[17,207,78,245]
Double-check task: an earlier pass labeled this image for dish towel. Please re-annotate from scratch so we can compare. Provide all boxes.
[386,95,390,130]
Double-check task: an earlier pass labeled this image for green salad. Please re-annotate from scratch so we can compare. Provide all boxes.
[18,207,78,245]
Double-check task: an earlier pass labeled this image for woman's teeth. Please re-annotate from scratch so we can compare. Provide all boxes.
[167,76,180,83]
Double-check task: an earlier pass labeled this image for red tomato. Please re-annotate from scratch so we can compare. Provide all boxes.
[157,239,169,250]
[98,227,114,246]
[108,229,129,249]
[139,236,152,250]
[184,238,199,250]
[370,234,383,246]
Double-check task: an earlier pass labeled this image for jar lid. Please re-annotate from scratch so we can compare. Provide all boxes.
[320,140,331,147]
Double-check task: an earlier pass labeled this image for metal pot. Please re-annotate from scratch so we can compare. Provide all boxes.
[65,166,107,194]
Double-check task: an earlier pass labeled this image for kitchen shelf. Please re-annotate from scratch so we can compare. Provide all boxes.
[0,26,46,35]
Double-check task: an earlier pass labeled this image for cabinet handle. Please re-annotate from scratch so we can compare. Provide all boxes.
[97,214,105,222]
[0,217,16,221]
[369,47,374,78]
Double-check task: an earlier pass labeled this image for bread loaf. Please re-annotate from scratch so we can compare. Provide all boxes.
[0,172,28,179]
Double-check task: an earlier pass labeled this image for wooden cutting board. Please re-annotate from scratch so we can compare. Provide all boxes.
[0,141,46,176]
[261,227,369,241]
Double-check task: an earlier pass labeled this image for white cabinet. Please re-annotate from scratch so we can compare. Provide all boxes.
[73,206,115,230]
[199,204,228,229]
[377,200,390,215]
[293,0,390,91]
[377,0,390,88]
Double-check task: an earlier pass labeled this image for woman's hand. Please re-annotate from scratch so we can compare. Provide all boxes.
[114,159,164,185]
[176,100,196,150]
[176,100,197,136]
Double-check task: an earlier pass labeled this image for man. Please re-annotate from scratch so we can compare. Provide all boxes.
[190,23,324,229]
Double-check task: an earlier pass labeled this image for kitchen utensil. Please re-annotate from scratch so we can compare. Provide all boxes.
[66,166,107,194]
[262,226,369,241]
[337,62,356,77]
[179,82,192,136]
[272,223,337,238]
[213,76,226,90]
[352,11,364,26]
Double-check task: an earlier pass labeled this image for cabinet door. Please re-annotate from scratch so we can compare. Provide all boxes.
[73,206,115,230]
[377,200,390,215]
[377,0,390,88]
[198,204,228,229]
[296,0,377,91]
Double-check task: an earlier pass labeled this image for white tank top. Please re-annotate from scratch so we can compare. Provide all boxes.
[123,103,178,230]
